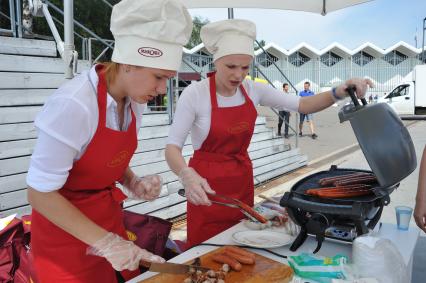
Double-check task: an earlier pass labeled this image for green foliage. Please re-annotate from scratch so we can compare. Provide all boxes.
[185,15,209,49]
[254,39,266,51]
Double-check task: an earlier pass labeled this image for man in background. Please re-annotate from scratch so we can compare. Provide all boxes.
[277,83,291,138]
[298,81,318,139]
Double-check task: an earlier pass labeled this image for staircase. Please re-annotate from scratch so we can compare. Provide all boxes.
[0,36,307,219]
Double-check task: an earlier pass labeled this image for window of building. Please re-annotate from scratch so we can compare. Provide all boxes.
[289,52,311,67]
[352,51,374,66]
[256,52,279,67]
[320,51,343,67]
[383,50,408,65]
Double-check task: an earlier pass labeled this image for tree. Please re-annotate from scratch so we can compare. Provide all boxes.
[185,16,209,49]
[254,39,266,51]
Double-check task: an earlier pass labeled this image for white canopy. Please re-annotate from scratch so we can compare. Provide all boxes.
[179,0,372,15]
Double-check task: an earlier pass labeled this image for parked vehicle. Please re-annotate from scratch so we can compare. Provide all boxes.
[378,64,426,115]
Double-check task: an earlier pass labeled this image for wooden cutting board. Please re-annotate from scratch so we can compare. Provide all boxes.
[139,247,293,283]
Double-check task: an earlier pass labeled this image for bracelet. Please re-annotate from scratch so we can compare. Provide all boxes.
[331,87,343,101]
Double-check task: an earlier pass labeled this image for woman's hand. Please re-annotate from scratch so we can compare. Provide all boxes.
[123,174,163,201]
[414,200,426,233]
[335,78,374,100]
[87,232,165,271]
[179,167,215,206]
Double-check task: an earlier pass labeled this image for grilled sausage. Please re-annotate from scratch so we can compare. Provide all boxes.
[224,250,255,265]
[315,188,373,198]
[238,202,268,223]
[306,185,370,196]
[334,176,377,186]
[212,253,242,271]
[319,173,372,186]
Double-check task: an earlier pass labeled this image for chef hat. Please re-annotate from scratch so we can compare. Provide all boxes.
[201,19,256,62]
[110,0,193,71]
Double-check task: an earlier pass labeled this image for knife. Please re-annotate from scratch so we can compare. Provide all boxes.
[148,262,210,274]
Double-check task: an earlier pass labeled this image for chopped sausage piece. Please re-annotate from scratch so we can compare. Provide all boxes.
[212,253,242,271]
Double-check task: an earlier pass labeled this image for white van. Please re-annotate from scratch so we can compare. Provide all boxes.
[378,64,426,115]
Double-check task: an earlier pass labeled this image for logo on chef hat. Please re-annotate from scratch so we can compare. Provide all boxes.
[138,47,163,57]
[107,150,129,168]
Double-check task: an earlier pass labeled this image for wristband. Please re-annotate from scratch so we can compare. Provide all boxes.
[331,87,343,101]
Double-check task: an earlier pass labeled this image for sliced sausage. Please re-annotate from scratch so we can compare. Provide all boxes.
[212,253,242,271]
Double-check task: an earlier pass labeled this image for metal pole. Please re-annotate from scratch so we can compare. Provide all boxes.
[64,0,74,78]
[167,79,173,124]
[422,17,425,63]
[9,0,16,37]
[228,8,234,19]
[16,0,23,37]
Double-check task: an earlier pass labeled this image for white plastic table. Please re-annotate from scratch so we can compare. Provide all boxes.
[128,222,419,282]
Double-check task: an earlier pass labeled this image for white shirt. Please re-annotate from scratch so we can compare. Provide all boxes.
[26,65,146,192]
[167,78,300,149]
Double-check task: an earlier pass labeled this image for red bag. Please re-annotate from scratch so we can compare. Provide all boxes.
[122,210,172,257]
[0,216,35,283]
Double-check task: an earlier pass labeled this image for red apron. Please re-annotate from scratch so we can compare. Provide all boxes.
[186,73,257,247]
[31,64,139,283]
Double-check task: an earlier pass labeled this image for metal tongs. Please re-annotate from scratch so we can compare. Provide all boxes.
[178,189,268,223]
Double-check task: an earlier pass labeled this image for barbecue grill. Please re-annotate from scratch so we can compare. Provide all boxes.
[280,88,417,253]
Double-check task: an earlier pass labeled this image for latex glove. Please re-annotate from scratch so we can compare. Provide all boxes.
[87,232,165,271]
[178,167,215,206]
[336,78,374,100]
[123,174,163,201]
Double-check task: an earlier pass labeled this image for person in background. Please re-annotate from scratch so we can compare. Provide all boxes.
[368,94,373,103]
[277,83,291,138]
[26,0,192,282]
[298,81,318,139]
[165,19,373,248]
[414,146,426,233]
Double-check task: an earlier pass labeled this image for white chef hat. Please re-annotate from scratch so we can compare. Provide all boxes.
[110,0,193,71]
[201,19,256,62]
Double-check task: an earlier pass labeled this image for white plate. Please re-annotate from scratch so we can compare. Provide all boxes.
[232,230,294,248]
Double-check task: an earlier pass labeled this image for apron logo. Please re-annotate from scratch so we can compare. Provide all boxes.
[228,121,249,134]
[138,47,163,57]
[126,230,137,241]
[107,150,129,168]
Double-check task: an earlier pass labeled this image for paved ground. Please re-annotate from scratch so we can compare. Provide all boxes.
[258,103,359,161]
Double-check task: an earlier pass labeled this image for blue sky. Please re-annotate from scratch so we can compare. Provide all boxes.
[188,0,426,50]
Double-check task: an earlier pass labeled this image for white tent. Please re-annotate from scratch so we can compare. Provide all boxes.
[179,0,372,15]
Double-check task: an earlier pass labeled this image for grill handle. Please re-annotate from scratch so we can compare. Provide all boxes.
[281,193,361,217]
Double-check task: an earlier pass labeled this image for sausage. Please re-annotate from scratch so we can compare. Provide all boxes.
[224,250,255,265]
[334,176,377,186]
[319,173,372,186]
[224,246,256,260]
[238,202,268,223]
[316,189,373,198]
[306,185,371,196]
[212,253,242,271]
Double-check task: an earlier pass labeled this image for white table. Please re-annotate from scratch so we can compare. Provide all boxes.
[128,222,419,282]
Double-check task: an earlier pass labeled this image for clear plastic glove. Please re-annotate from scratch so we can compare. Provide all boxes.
[87,232,165,271]
[336,78,374,99]
[178,167,215,206]
[123,174,163,201]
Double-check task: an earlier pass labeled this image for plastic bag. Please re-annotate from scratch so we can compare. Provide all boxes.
[352,235,408,283]
[288,253,351,283]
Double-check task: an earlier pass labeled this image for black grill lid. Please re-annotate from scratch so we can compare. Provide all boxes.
[338,88,417,188]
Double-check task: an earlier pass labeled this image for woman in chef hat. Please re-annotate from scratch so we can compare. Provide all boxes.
[26,0,192,282]
[165,19,373,248]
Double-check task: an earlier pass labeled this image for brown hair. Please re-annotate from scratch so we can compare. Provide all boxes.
[102,62,121,86]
